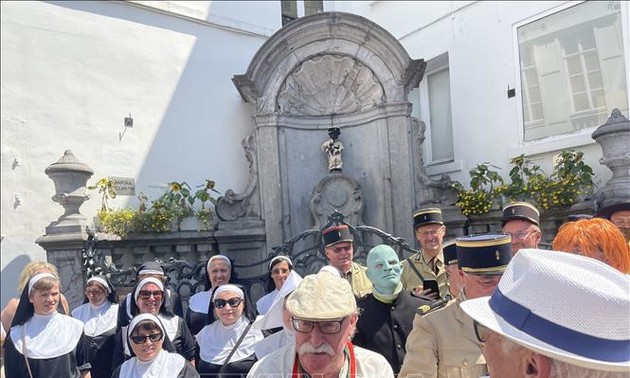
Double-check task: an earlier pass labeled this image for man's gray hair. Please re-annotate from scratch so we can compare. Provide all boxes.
[501,336,627,377]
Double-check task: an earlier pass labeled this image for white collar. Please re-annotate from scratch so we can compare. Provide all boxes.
[188,291,212,314]
[72,302,118,336]
[196,316,263,364]
[119,349,185,377]
[11,313,84,358]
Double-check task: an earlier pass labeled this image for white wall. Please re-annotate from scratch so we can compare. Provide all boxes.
[0,0,280,306]
[333,0,625,189]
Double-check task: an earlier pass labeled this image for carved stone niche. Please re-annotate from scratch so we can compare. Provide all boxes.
[309,172,364,229]
[227,11,427,249]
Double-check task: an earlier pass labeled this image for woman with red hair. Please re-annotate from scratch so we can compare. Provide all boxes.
[552,218,630,273]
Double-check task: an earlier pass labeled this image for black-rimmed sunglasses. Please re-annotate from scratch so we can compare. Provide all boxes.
[138,290,164,300]
[214,297,243,309]
[130,333,163,344]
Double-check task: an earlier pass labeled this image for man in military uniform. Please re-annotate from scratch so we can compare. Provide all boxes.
[401,208,449,298]
[597,201,630,244]
[354,245,431,375]
[442,240,463,299]
[321,224,372,298]
[501,201,542,254]
[398,234,513,378]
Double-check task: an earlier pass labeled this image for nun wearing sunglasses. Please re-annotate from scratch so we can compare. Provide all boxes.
[195,284,263,377]
[112,277,196,370]
[71,275,119,378]
[111,313,200,378]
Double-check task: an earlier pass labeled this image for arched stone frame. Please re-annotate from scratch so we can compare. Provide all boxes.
[224,12,426,249]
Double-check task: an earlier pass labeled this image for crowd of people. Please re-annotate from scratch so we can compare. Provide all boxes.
[0,200,628,377]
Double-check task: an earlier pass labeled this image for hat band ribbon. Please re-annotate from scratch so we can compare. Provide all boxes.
[489,289,630,362]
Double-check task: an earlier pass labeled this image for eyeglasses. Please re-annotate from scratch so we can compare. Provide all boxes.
[85,289,105,296]
[214,297,243,309]
[418,226,444,238]
[130,333,163,345]
[473,320,490,343]
[292,317,346,334]
[138,290,164,301]
[504,229,536,240]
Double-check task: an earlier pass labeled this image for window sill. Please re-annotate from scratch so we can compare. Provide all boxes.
[509,128,598,157]
[425,160,463,176]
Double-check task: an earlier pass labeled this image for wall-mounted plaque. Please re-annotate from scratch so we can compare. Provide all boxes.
[109,176,135,196]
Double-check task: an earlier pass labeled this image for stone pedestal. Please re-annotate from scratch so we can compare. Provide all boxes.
[36,150,94,310]
[591,109,630,209]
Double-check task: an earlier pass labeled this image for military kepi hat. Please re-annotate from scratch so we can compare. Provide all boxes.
[596,201,630,220]
[413,208,443,229]
[456,234,512,276]
[501,202,540,227]
[442,239,457,266]
[322,224,353,248]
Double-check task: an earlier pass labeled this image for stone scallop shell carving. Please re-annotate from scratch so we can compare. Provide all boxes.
[277,55,384,116]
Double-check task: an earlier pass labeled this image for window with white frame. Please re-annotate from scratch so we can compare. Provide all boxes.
[418,53,454,165]
[281,0,323,26]
[517,1,628,141]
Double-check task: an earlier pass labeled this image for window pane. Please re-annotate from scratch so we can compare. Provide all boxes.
[525,70,539,85]
[566,56,582,75]
[531,103,544,120]
[305,0,323,16]
[428,69,454,162]
[587,72,603,89]
[570,75,586,93]
[281,0,297,17]
[574,93,589,111]
[591,90,605,108]
[529,87,541,102]
[584,53,599,71]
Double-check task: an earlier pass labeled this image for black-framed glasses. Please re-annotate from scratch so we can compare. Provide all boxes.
[292,317,346,334]
[473,320,489,343]
[138,290,164,300]
[214,297,243,309]
[130,333,163,345]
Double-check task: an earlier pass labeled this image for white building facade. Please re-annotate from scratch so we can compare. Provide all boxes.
[2,1,628,307]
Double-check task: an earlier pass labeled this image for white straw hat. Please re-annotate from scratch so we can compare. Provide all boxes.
[461,248,630,372]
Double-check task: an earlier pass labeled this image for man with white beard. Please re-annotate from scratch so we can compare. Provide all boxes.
[247,271,394,378]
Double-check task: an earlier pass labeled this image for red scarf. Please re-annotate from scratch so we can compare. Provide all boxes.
[292,341,356,378]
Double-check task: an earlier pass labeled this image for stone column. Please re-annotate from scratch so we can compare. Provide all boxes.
[36,150,94,310]
[591,109,630,208]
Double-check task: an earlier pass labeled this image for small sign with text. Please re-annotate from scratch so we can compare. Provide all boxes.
[109,176,135,196]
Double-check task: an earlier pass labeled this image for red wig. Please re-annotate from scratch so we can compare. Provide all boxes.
[553,218,630,273]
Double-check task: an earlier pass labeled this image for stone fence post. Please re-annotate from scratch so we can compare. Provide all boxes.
[36,150,94,310]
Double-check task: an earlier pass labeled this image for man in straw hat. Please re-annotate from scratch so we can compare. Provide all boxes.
[321,224,372,298]
[461,249,630,377]
[401,207,449,298]
[399,234,513,378]
[247,271,394,377]
[502,201,542,254]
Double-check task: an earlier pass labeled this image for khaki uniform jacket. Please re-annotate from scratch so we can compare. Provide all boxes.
[398,293,488,378]
[401,251,449,298]
[346,262,373,299]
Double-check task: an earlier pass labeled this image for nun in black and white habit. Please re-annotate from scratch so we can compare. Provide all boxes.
[111,313,199,378]
[4,272,91,378]
[71,275,119,378]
